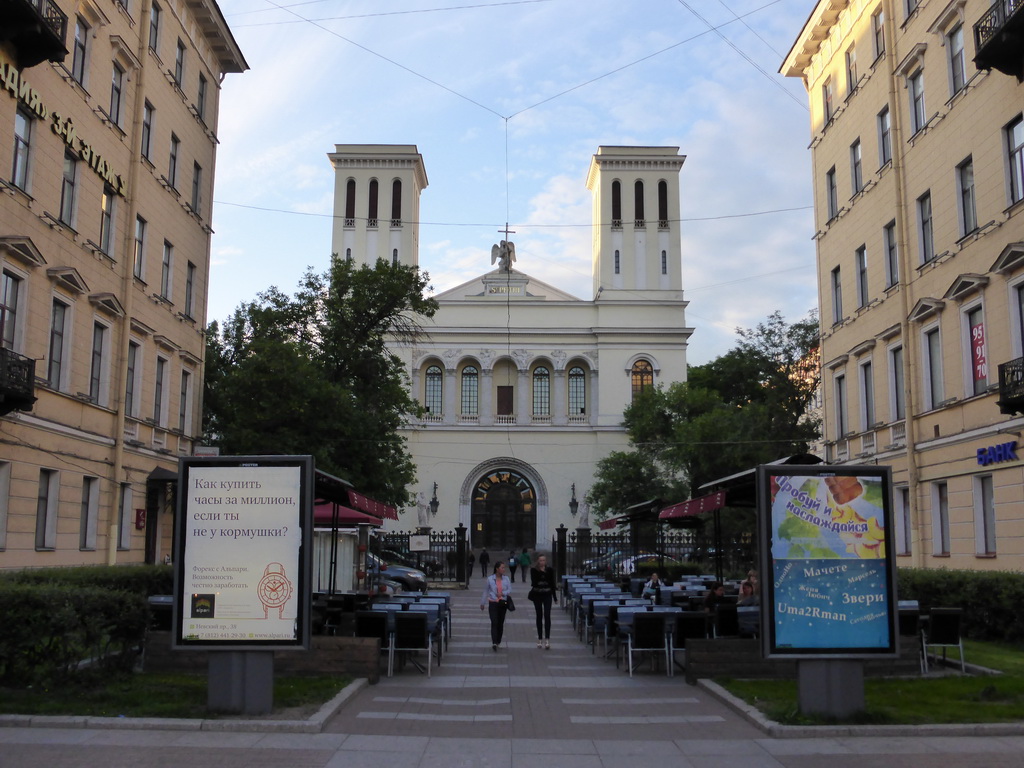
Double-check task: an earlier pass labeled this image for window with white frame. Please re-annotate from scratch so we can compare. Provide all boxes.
[923,325,944,409]
[133,215,146,279]
[834,372,848,437]
[850,139,863,194]
[174,39,185,85]
[35,469,59,550]
[1007,115,1024,206]
[168,133,179,188]
[118,483,132,550]
[831,266,843,325]
[906,0,919,18]
[0,461,10,550]
[80,476,99,550]
[178,369,192,433]
[846,44,858,93]
[908,70,926,134]
[197,73,208,122]
[532,366,550,416]
[149,1,161,51]
[160,240,172,298]
[126,340,140,417]
[1,269,22,351]
[877,105,891,166]
[826,166,838,219]
[460,365,478,416]
[47,298,70,390]
[947,23,966,96]
[190,162,202,213]
[895,486,911,555]
[957,156,977,235]
[154,356,168,426]
[141,101,154,160]
[889,343,906,420]
[860,358,875,430]
[965,304,987,395]
[60,149,78,225]
[185,261,196,318]
[424,365,442,415]
[568,366,586,415]
[872,7,885,58]
[917,191,934,263]
[109,63,125,125]
[71,16,88,85]
[12,108,32,191]
[883,220,898,287]
[855,245,868,307]
[822,77,835,123]
[975,474,996,555]
[99,186,116,255]
[89,321,109,406]
[932,481,949,555]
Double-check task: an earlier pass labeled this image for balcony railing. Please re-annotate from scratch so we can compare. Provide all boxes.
[973,0,1024,79]
[0,347,36,415]
[3,0,69,68]
[998,356,1024,415]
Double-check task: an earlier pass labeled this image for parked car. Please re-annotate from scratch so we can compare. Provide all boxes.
[380,547,443,577]
[366,552,428,592]
[615,552,684,576]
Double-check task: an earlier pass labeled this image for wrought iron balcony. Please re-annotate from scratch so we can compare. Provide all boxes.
[974,0,1024,80]
[0,347,36,416]
[0,0,68,68]
[998,356,1024,416]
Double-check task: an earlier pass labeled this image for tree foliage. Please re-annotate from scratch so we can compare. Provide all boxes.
[203,258,438,506]
[587,311,820,520]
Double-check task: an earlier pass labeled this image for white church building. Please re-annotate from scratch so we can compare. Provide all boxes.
[328,145,693,550]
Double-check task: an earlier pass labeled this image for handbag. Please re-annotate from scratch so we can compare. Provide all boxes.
[505,595,516,612]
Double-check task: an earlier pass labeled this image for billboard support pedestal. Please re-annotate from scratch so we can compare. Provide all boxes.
[208,651,274,714]
[797,659,864,718]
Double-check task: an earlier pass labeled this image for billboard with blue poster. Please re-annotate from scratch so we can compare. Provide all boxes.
[757,465,898,659]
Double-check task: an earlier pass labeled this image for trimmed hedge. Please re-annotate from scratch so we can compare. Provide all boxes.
[897,567,1024,644]
[0,564,173,596]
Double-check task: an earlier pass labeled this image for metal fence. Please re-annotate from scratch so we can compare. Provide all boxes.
[376,525,468,583]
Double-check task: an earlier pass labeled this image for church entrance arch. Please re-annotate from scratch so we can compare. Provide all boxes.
[470,469,537,551]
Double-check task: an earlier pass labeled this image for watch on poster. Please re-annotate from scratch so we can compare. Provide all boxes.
[257,562,294,619]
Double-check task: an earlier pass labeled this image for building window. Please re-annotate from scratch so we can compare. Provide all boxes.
[344,179,356,225]
[185,261,196,318]
[197,73,207,121]
[872,7,885,58]
[568,366,586,415]
[12,108,31,191]
[932,481,949,555]
[174,39,185,85]
[391,178,402,224]
[191,162,202,212]
[831,266,843,325]
[367,179,378,227]
[614,249,620,275]
[631,360,653,400]
[883,220,898,288]
[906,0,919,17]
[532,366,550,416]
[392,249,398,266]
[168,133,179,188]
[424,365,442,415]
[860,359,875,429]
[126,341,140,417]
[611,180,622,226]
[160,241,172,298]
[846,44,858,93]
[834,372,848,436]
[889,343,905,420]
[855,245,868,307]
[917,191,934,263]
[36,469,58,550]
[72,16,89,84]
[1007,115,1024,206]
[149,1,161,51]
[924,326,943,409]
[59,150,78,225]
[141,101,154,160]
[0,461,8,550]
[658,179,668,227]
[850,139,863,194]
[133,215,146,279]
[877,105,891,166]
[345,248,351,261]
[957,156,977,235]
[1,270,22,351]
[975,475,996,555]
[895,487,911,556]
[825,166,838,220]
[661,250,667,275]
[89,321,108,405]
[47,299,69,390]
[179,369,191,433]
[154,356,167,426]
[109,63,125,125]
[99,186,116,255]
[634,180,645,226]
[460,365,478,416]
[908,70,926,134]
[822,77,834,122]
[80,476,99,550]
[966,305,987,395]
[118,483,132,550]
[947,23,966,96]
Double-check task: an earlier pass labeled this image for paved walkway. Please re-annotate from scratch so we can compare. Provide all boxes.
[2,584,1023,767]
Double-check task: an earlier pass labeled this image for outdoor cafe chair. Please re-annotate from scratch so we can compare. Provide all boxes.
[390,611,434,678]
[627,612,672,677]
[354,610,391,674]
[922,607,966,673]
[714,604,740,637]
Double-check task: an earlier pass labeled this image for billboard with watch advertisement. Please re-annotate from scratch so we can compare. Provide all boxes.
[757,465,898,659]
[173,456,313,650]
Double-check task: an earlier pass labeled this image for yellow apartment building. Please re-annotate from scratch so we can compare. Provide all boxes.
[783,0,1024,571]
[0,0,245,569]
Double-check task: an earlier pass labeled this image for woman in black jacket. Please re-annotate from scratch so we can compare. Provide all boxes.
[528,553,557,649]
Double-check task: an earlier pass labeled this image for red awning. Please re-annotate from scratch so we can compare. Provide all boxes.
[314,502,382,527]
[598,516,622,530]
[348,490,399,521]
[658,491,727,520]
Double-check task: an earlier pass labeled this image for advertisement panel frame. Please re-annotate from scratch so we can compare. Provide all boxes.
[172,455,313,651]
[757,464,898,660]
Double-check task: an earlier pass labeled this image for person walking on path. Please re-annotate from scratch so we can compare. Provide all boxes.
[508,550,519,581]
[478,548,490,578]
[528,553,557,649]
[517,548,531,582]
[480,561,512,651]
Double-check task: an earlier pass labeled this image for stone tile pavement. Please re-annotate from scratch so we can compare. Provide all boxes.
[1,583,1022,767]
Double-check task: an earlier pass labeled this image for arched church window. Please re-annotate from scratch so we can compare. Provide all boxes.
[425,365,442,415]
[634,180,644,226]
[614,250,620,275]
[461,365,479,416]
[631,359,653,400]
[367,179,378,227]
[392,249,399,265]
[345,248,352,261]
[568,366,586,415]
[658,179,669,228]
[344,179,356,226]
[611,180,622,227]
[661,250,667,275]
[391,179,402,225]
[532,366,550,416]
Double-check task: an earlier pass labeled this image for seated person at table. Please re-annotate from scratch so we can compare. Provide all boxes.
[704,582,726,613]
[737,579,759,606]
[642,572,663,599]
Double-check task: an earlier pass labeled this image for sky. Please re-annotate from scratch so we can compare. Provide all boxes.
[207,0,819,365]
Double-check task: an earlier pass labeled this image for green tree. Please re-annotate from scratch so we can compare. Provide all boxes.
[203,258,438,506]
